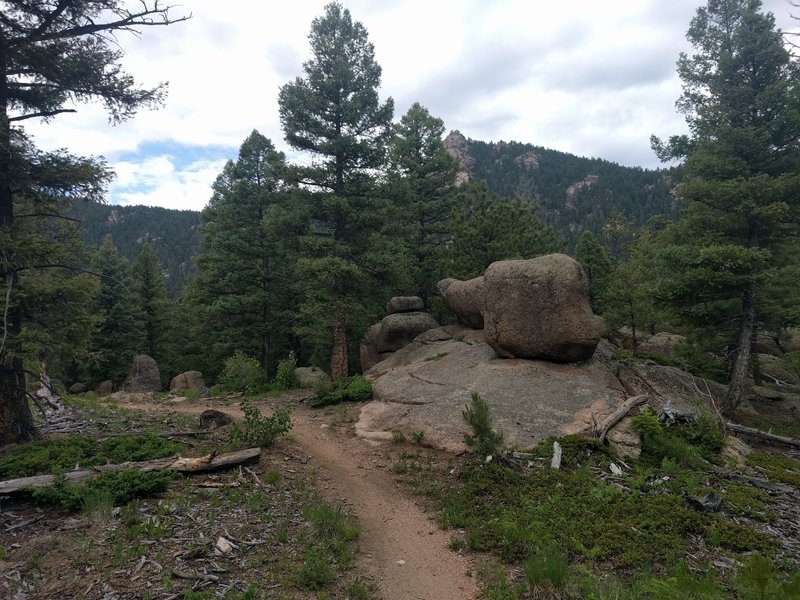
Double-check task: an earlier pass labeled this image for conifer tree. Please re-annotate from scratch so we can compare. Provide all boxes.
[89,236,145,387]
[573,230,612,313]
[387,103,458,302]
[132,244,171,373]
[192,131,290,379]
[0,1,187,441]
[652,0,800,415]
[278,2,394,379]
[445,182,561,279]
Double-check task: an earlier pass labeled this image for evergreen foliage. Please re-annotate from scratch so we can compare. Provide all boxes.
[386,103,458,301]
[445,182,561,279]
[573,230,613,313]
[278,2,395,380]
[88,236,146,387]
[191,131,291,379]
[132,244,171,375]
[652,0,800,414]
[0,1,187,442]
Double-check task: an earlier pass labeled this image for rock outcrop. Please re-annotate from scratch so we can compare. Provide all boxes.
[362,326,627,452]
[638,332,687,359]
[123,354,161,393]
[437,277,484,329]
[443,130,473,186]
[68,383,88,394]
[97,380,113,397]
[295,366,328,387]
[482,254,604,361]
[360,298,440,372]
[170,371,205,392]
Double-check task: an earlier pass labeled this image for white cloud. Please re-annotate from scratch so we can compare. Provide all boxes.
[18,0,800,211]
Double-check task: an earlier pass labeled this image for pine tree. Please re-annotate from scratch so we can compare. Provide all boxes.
[652,0,800,415]
[278,2,394,379]
[89,236,146,387]
[0,1,187,441]
[573,230,613,313]
[445,182,561,279]
[386,103,458,302]
[192,131,291,379]
[132,244,171,374]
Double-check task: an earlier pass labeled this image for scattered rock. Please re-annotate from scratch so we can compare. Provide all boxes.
[199,409,233,430]
[295,366,328,387]
[123,354,161,393]
[757,354,800,385]
[482,254,604,361]
[97,380,113,397]
[170,370,205,392]
[68,382,88,394]
[107,391,154,404]
[437,276,484,329]
[386,296,424,314]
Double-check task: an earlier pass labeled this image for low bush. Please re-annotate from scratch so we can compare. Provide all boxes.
[275,351,299,390]
[309,375,372,408]
[228,402,292,448]
[463,392,503,457]
[219,350,268,394]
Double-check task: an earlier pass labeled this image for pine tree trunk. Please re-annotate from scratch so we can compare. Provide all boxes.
[723,287,757,417]
[330,309,348,380]
[0,359,37,444]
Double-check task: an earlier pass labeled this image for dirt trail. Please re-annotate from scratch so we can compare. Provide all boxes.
[132,400,477,600]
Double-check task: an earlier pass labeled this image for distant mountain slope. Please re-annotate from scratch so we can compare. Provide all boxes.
[74,202,200,297]
[444,131,679,246]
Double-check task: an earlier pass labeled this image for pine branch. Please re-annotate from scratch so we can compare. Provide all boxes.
[9,109,78,122]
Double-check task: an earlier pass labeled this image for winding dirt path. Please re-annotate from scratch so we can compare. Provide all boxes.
[132,399,477,600]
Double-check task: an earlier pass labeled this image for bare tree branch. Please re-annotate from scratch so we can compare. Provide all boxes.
[9,109,77,122]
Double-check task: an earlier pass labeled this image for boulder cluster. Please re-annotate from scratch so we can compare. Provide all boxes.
[360,296,439,372]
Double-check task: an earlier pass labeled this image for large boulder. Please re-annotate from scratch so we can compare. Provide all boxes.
[360,322,384,373]
[482,254,604,362]
[68,383,88,394]
[386,296,424,314]
[170,370,205,393]
[437,276,485,329]
[375,312,439,354]
[361,326,627,452]
[97,380,113,397]
[757,354,800,385]
[123,354,161,393]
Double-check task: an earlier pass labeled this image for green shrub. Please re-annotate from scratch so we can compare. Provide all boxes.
[309,375,372,408]
[219,350,268,394]
[463,392,504,457]
[31,469,175,512]
[275,351,299,390]
[228,402,292,448]
[631,409,701,467]
[524,546,570,590]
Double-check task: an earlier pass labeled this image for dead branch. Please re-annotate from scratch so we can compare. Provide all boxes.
[595,394,649,443]
[0,447,261,495]
[724,422,800,449]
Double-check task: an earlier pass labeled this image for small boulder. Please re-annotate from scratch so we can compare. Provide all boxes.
[386,296,424,314]
[483,254,604,362]
[68,382,88,394]
[97,380,113,397]
[123,354,161,393]
[376,312,440,354]
[170,370,206,393]
[199,409,233,430]
[108,391,154,404]
[757,354,800,385]
[360,322,384,373]
[437,276,484,329]
[295,366,328,387]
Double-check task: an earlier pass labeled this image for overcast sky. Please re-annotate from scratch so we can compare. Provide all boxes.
[21,0,800,212]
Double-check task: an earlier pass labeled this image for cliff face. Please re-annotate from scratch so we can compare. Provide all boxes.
[443,130,472,186]
[441,130,678,247]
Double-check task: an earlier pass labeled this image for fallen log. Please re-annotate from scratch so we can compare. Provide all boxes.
[0,447,261,495]
[724,422,800,449]
[595,394,649,443]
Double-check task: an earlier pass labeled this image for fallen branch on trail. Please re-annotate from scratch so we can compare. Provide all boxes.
[0,447,261,495]
[595,394,649,443]
[724,422,800,449]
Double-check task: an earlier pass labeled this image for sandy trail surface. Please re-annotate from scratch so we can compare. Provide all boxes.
[131,399,477,600]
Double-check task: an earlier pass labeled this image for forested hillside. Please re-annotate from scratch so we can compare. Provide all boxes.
[73,202,200,297]
[449,133,679,246]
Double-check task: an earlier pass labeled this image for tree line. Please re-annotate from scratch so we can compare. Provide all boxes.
[1,0,799,443]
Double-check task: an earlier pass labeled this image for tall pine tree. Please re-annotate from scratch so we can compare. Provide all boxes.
[132,244,171,377]
[652,0,800,414]
[278,2,394,379]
